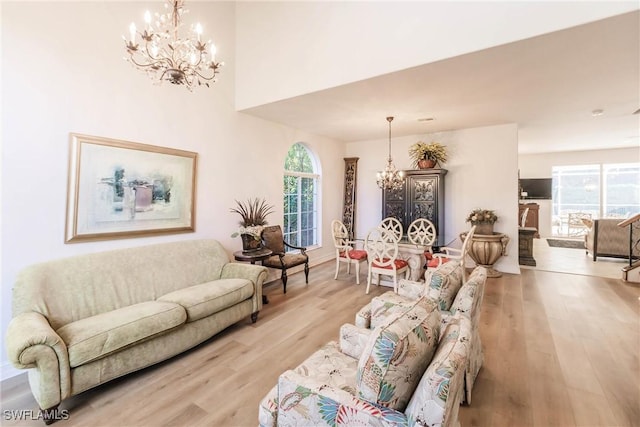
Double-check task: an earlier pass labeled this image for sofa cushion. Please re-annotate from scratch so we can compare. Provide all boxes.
[157,279,254,323]
[259,340,358,427]
[427,261,464,311]
[339,249,368,261]
[404,314,471,426]
[450,266,487,317]
[370,291,416,329]
[356,297,441,411]
[57,301,186,368]
[262,253,307,269]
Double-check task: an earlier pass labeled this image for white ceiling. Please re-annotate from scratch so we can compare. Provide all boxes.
[241,10,640,154]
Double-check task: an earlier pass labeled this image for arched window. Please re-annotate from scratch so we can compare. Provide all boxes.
[284,143,320,250]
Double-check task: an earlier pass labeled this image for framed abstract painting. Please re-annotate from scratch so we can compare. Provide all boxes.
[65,133,197,243]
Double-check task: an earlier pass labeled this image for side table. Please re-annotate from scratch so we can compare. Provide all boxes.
[234,248,273,304]
[518,227,537,266]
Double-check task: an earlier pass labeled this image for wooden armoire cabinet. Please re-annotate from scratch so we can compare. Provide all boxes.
[382,169,447,246]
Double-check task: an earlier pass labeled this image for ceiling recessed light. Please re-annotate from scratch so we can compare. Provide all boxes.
[591,109,604,117]
[418,117,435,122]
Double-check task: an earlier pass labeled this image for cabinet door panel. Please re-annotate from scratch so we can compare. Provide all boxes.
[412,178,436,202]
[412,202,436,223]
[384,186,405,202]
[384,201,406,227]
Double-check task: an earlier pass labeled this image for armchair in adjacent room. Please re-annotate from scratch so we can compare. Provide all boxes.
[261,225,309,294]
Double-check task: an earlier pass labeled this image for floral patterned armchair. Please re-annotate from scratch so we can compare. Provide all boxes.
[259,297,471,427]
[354,262,487,404]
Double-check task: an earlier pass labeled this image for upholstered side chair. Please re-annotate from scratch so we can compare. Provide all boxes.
[261,225,309,294]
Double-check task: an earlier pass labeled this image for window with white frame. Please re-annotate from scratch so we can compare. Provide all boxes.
[551,162,640,236]
[283,143,319,251]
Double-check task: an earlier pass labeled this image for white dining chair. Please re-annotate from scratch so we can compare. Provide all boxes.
[331,219,368,284]
[364,227,409,294]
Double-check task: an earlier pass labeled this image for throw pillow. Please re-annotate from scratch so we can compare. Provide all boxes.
[426,262,464,311]
[356,297,441,411]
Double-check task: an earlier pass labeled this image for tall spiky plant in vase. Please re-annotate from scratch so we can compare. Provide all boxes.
[230,198,274,252]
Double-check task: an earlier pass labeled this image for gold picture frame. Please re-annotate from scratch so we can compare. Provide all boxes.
[65,133,198,243]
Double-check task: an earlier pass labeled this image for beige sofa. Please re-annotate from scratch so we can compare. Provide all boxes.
[585,218,637,261]
[6,239,267,418]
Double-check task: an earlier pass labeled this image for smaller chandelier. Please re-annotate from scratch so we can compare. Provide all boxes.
[123,0,223,90]
[376,116,405,190]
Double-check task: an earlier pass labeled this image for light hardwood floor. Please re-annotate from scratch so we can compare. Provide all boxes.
[1,256,638,426]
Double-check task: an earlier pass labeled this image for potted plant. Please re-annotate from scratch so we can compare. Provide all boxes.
[230,198,274,252]
[466,208,498,235]
[408,141,448,169]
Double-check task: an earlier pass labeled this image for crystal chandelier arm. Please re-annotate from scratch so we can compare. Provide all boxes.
[125,45,174,72]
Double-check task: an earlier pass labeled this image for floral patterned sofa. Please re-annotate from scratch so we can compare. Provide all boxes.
[355,262,488,404]
[258,296,471,427]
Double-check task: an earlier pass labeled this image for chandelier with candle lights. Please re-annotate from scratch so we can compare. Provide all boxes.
[123,0,222,90]
[376,116,405,190]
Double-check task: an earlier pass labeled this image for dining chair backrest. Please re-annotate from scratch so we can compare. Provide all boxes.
[460,225,477,261]
[365,227,400,267]
[331,219,350,250]
[379,217,403,242]
[407,218,437,246]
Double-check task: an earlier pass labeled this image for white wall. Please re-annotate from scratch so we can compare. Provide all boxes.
[346,123,520,275]
[0,2,343,381]
[235,1,638,109]
[519,147,640,236]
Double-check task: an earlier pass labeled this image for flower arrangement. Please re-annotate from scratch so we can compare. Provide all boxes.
[230,198,274,240]
[466,208,498,225]
[408,141,448,168]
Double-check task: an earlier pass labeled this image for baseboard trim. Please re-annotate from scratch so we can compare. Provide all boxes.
[1,361,24,383]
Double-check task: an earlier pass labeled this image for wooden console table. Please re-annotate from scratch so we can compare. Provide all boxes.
[234,248,273,304]
[518,227,537,266]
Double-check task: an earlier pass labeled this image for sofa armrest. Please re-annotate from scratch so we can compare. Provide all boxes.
[354,304,371,329]
[6,312,71,409]
[277,370,408,426]
[339,323,372,359]
[397,279,424,300]
[221,263,268,311]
